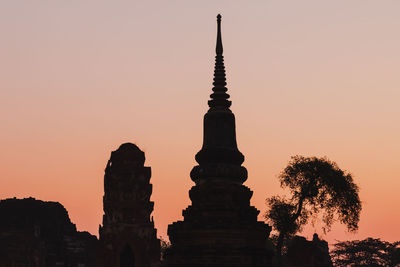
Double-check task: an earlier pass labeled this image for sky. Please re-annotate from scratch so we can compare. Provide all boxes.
[1,1,399,245]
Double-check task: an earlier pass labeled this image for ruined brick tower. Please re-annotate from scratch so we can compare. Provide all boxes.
[99,143,160,267]
[166,15,272,266]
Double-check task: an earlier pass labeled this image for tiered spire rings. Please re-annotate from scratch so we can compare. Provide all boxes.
[208,14,231,110]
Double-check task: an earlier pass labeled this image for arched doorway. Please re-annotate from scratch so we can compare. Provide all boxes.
[120,244,135,267]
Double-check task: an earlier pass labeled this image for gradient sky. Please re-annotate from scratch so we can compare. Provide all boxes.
[1,1,399,245]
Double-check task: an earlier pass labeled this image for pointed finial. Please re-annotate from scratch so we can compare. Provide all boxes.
[216,14,223,55]
[208,14,231,109]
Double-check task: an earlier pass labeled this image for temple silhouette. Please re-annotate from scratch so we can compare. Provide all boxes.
[165,14,272,266]
[98,143,160,266]
[0,15,334,267]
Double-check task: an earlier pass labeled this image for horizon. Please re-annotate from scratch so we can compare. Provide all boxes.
[1,1,399,245]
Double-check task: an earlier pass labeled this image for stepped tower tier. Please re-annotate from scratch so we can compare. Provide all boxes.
[166,15,272,267]
[98,143,160,267]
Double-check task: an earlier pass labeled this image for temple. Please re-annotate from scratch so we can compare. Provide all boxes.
[98,143,160,267]
[0,14,342,267]
[165,14,272,266]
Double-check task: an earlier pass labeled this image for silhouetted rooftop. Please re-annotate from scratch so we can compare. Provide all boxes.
[109,142,145,168]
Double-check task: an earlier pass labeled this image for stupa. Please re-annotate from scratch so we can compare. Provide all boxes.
[166,15,272,267]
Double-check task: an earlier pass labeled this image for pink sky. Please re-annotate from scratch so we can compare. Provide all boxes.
[1,1,399,244]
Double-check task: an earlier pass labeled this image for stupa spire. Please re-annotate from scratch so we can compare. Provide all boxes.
[193,14,244,170]
[166,15,272,266]
[208,14,231,109]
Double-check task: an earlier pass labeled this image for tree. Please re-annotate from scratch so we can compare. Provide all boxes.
[331,238,400,266]
[265,156,362,266]
[160,237,171,261]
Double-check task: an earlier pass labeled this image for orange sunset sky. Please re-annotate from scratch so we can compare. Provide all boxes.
[1,1,399,245]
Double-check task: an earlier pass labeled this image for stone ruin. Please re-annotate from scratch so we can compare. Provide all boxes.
[0,197,97,267]
[98,143,160,267]
[285,234,333,267]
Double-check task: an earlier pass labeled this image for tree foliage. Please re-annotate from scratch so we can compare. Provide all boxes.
[266,196,306,238]
[160,237,171,261]
[265,156,362,266]
[331,238,400,266]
